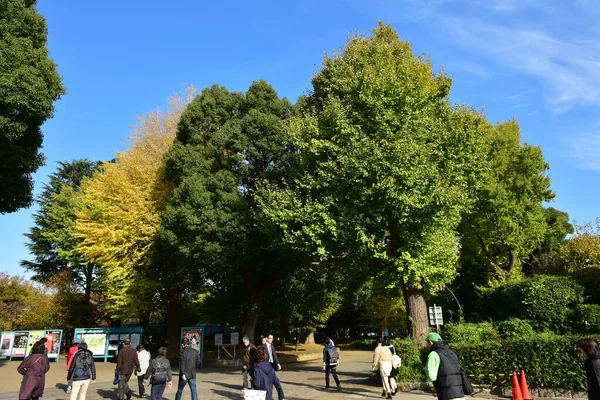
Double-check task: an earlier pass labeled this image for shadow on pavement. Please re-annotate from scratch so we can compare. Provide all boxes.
[95,388,118,399]
[211,389,240,399]
[204,380,246,391]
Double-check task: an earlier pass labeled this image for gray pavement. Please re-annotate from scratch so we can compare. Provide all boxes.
[0,350,480,399]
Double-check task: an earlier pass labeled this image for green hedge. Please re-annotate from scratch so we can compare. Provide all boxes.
[391,338,427,382]
[350,338,377,349]
[443,322,499,343]
[452,335,592,389]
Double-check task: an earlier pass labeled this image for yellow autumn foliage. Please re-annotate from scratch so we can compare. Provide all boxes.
[74,87,196,319]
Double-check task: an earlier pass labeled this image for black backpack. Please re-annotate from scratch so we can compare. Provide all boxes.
[150,359,168,385]
[326,347,339,366]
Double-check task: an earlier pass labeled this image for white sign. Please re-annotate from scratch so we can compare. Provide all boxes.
[215,333,223,346]
[428,304,444,326]
[231,333,239,345]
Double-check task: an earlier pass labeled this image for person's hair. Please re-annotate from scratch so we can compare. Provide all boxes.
[158,347,167,357]
[182,338,190,347]
[377,336,384,345]
[243,335,250,343]
[136,344,144,351]
[325,337,331,345]
[256,345,267,362]
[122,338,131,346]
[78,342,88,351]
[579,338,600,360]
[30,341,46,355]
[383,336,390,346]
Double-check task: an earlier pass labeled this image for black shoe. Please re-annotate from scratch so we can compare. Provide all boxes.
[386,394,393,399]
[337,386,342,391]
[382,390,387,397]
[325,386,330,389]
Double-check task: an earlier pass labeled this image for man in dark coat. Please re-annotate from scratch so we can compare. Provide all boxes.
[242,335,257,389]
[175,338,199,400]
[425,332,465,400]
[116,338,140,400]
[265,334,285,400]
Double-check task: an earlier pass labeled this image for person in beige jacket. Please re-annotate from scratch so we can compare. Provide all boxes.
[373,337,394,399]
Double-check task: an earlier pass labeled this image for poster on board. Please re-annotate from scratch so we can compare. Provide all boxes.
[81,333,107,356]
[25,331,45,357]
[0,332,15,356]
[11,332,29,357]
[182,328,202,355]
[45,331,61,357]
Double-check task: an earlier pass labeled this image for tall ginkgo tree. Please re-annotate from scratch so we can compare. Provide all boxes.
[74,87,195,325]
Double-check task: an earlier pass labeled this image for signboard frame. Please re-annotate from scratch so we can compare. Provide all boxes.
[2,329,63,362]
[180,326,205,368]
[74,326,143,362]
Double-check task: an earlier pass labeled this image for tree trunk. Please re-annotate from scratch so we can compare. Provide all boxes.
[242,306,261,344]
[84,264,93,304]
[403,284,429,346]
[165,285,180,355]
[304,329,315,345]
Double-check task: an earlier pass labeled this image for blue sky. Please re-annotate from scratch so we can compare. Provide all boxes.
[2,0,599,276]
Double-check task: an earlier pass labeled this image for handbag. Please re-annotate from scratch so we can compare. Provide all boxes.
[461,369,474,395]
[243,389,267,400]
[113,371,122,385]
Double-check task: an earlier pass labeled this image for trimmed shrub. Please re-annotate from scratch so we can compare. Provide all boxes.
[476,275,584,332]
[452,334,594,389]
[442,322,499,344]
[350,338,377,349]
[571,267,600,304]
[391,338,426,382]
[496,318,535,339]
[571,304,600,334]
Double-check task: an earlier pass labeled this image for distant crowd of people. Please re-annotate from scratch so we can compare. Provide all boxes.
[14,333,600,400]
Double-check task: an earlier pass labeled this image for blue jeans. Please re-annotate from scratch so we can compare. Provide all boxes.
[175,377,197,400]
[150,383,166,400]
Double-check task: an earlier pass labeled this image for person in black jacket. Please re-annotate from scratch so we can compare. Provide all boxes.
[253,345,285,400]
[579,338,600,400]
[175,338,199,400]
[67,342,96,400]
[425,332,464,400]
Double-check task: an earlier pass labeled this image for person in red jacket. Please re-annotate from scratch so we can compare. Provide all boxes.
[65,338,81,394]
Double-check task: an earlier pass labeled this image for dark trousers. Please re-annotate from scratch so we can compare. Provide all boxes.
[273,373,284,400]
[117,372,133,400]
[137,375,145,396]
[150,383,166,400]
[325,365,340,388]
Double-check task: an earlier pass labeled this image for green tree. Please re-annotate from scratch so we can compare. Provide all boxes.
[0,0,65,213]
[156,80,296,345]
[256,23,488,344]
[21,159,102,302]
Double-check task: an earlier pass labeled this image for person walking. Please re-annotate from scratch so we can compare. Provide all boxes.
[67,342,96,400]
[578,338,600,400]
[323,337,341,390]
[115,338,140,400]
[253,345,285,400]
[265,334,285,399]
[373,336,393,399]
[66,338,81,394]
[135,344,151,398]
[175,338,199,400]
[242,335,257,390]
[17,340,50,400]
[144,347,172,400]
[384,336,399,395]
[425,332,465,400]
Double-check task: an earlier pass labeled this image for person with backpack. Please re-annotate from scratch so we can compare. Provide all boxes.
[67,342,96,400]
[323,337,341,390]
[144,347,172,400]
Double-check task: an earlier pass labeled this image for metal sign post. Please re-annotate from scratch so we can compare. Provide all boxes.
[428,304,444,332]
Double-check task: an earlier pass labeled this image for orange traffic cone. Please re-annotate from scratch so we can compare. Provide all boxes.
[520,370,534,400]
[512,371,524,400]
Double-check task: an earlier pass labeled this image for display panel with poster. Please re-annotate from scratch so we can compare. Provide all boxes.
[0,332,15,357]
[181,327,204,368]
[25,331,45,357]
[11,332,29,357]
[81,333,108,356]
[45,331,61,357]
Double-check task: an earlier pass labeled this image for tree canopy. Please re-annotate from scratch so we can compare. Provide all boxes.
[0,0,65,213]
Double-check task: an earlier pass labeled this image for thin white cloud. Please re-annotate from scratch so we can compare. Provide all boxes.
[453,61,488,80]
[568,133,600,170]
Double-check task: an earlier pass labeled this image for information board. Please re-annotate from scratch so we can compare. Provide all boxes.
[180,326,205,368]
[0,332,14,357]
[74,326,143,362]
[231,332,239,345]
[11,332,29,357]
[25,331,45,357]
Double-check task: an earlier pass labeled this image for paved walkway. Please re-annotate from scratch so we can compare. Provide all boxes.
[0,350,478,399]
